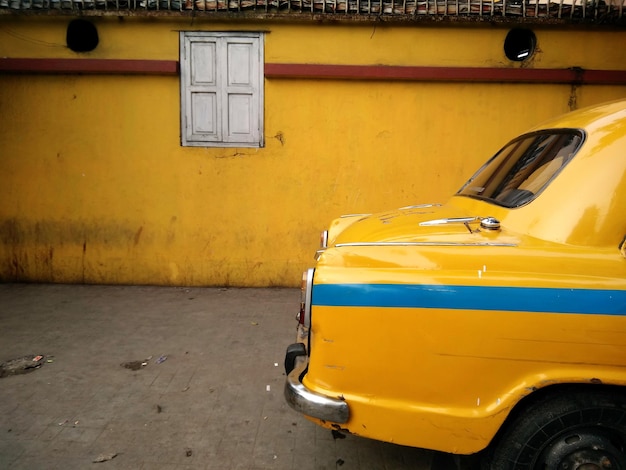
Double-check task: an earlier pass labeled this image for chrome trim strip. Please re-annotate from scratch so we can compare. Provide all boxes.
[398,203,442,210]
[284,355,350,424]
[419,216,480,226]
[335,242,517,247]
[340,213,371,218]
[303,268,314,328]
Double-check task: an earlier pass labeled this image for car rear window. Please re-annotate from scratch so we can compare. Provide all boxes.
[458,130,584,208]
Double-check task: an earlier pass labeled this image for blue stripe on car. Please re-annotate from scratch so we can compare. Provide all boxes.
[312,284,626,315]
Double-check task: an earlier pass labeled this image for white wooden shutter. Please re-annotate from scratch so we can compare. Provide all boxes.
[180,32,264,148]
[186,37,220,143]
[224,38,260,144]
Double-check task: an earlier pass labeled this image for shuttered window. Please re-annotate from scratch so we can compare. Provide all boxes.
[180,32,264,148]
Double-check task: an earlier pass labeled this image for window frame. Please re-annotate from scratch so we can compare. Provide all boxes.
[179,31,264,148]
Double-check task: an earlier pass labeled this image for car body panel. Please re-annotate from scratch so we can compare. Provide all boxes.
[303,267,626,452]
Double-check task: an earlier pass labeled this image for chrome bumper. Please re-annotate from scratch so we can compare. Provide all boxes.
[283,344,350,424]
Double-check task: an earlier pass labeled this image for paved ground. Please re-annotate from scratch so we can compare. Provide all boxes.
[0,284,467,470]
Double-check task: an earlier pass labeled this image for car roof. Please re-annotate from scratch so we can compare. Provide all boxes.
[529,99,626,134]
[497,99,626,247]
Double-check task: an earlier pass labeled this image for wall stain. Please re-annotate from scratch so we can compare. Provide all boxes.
[134,226,144,246]
[82,241,87,283]
[166,217,177,244]
[274,132,285,145]
[0,217,159,282]
[1,218,152,246]
[568,83,578,111]
[0,217,291,286]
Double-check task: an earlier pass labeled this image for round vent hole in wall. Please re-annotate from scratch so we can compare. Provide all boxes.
[504,29,536,61]
[66,19,99,53]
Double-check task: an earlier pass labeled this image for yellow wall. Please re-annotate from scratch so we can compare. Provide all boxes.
[1,17,625,286]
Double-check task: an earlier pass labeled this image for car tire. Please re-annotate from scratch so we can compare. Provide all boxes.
[482,388,626,470]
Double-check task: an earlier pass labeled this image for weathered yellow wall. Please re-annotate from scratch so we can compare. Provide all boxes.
[1,17,625,286]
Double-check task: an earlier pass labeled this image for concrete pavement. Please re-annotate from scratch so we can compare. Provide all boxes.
[0,284,464,470]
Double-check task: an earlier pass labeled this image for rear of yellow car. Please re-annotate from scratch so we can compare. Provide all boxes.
[284,100,626,470]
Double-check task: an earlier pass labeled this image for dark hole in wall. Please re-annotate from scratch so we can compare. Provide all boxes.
[504,29,536,62]
[66,19,99,53]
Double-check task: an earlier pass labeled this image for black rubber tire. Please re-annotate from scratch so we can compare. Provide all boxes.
[482,388,626,470]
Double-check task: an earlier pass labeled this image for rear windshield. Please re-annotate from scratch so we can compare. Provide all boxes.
[457,130,584,208]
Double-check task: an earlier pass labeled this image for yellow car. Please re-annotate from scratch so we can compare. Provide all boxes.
[284,100,626,469]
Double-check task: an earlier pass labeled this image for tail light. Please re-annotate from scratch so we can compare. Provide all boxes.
[297,268,314,327]
[320,230,328,249]
[315,230,329,260]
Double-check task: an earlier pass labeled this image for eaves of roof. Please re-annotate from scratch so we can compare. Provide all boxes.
[0,0,625,27]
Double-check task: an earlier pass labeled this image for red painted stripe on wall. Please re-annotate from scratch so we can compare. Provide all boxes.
[264,63,626,85]
[0,58,179,75]
[2,59,625,85]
